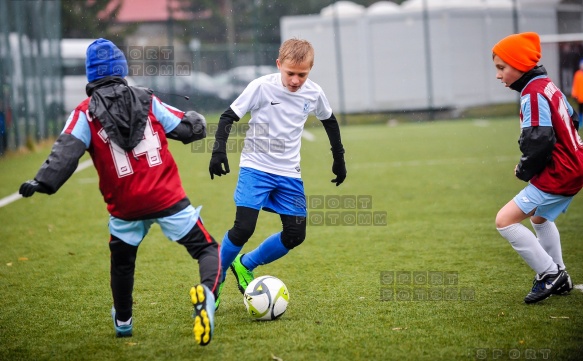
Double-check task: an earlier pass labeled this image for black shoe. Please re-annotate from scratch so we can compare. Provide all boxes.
[552,270,573,295]
[524,268,568,304]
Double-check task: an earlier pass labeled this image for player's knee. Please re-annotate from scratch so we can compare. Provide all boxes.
[281,218,306,250]
[109,236,137,275]
[281,231,305,249]
[495,213,505,229]
[228,222,256,246]
[495,209,513,229]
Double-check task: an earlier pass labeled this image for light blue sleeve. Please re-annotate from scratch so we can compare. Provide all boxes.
[62,110,91,148]
[520,93,552,128]
[151,97,182,133]
[536,93,552,127]
[561,91,574,116]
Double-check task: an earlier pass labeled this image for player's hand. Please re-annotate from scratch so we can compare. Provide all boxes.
[331,156,346,186]
[209,152,230,179]
[19,180,46,197]
[185,110,207,140]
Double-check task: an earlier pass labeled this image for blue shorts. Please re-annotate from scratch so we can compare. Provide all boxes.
[234,167,307,217]
[513,184,574,222]
[109,205,201,246]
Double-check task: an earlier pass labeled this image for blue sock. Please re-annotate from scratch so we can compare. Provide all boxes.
[220,233,242,282]
[242,232,289,271]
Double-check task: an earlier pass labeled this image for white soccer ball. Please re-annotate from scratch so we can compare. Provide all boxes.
[243,275,289,321]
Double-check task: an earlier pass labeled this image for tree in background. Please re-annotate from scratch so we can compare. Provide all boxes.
[61,0,136,42]
[61,0,404,44]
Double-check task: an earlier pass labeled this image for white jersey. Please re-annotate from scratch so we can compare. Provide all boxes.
[230,73,333,178]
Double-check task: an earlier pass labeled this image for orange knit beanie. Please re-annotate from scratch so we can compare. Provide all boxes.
[492,32,541,72]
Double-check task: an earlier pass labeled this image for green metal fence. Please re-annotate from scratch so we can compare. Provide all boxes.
[0,0,63,155]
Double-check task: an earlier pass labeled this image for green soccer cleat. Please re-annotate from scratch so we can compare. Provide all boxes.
[215,282,224,310]
[190,284,215,346]
[230,254,255,294]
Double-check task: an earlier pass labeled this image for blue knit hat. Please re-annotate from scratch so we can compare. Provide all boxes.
[85,38,128,82]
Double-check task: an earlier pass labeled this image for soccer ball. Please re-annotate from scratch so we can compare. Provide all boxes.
[243,276,289,321]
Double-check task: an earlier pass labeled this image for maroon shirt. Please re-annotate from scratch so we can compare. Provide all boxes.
[66,98,186,219]
[521,77,583,196]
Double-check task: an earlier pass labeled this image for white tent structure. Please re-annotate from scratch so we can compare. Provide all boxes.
[281,0,562,114]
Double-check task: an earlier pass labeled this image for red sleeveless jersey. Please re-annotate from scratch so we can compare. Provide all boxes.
[71,98,186,219]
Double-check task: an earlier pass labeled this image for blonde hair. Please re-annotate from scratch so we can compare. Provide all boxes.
[278,38,314,68]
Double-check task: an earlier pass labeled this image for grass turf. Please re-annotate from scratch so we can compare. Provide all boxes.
[0,117,582,360]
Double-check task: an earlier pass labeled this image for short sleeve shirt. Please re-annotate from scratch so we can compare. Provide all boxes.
[230,73,333,178]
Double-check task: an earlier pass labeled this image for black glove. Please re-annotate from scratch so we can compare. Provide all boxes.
[209,151,230,179]
[331,155,346,186]
[571,110,579,131]
[19,180,47,197]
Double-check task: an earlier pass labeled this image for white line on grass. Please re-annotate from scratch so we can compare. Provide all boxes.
[0,159,93,208]
[574,284,583,293]
[0,193,23,208]
[302,130,316,141]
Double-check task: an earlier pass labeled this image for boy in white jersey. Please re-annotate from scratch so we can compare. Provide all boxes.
[209,38,347,307]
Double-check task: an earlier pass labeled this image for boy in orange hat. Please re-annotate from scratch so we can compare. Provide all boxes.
[492,32,583,304]
[571,58,583,125]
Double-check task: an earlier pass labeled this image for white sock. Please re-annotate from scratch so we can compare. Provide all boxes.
[531,220,565,270]
[116,317,132,326]
[497,223,556,274]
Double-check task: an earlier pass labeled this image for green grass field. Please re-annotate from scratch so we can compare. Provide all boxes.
[0,117,581,361]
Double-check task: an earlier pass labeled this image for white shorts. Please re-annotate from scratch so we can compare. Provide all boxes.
[513,184,574,222]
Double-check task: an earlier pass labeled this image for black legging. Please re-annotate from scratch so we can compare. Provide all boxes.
[227,206,307,249]
[109,220,220,322]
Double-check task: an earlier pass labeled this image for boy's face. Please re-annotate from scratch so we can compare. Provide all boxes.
[277,58,312,92]
[493,54,524,88]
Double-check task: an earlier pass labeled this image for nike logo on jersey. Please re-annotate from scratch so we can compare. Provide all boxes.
[271,101,281,105]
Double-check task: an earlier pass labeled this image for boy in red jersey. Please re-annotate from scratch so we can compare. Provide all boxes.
[571,59,583,125]
[19,39,219,345]
[492,32,583,304]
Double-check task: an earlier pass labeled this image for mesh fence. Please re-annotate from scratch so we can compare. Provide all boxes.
[0,0,63,155]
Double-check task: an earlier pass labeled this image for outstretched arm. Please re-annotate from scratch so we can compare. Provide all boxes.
[320,113,346,186]
[20,133,86,197]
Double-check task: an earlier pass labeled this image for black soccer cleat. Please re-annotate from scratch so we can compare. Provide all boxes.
[524,268,568,304]
[552,270,573,295]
